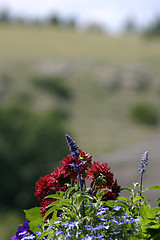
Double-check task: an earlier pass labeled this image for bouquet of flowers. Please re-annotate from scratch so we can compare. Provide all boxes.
[12,135,160,240]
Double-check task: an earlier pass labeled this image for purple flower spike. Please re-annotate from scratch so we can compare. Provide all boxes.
[65,134,83,192]
[139,151,148,174]
[139,151,148,195]
[65,134,78,152]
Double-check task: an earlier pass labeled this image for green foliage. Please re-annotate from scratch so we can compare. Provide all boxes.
[0,105,68,210]
[31,75,72,99]
[129,102,159,126]
[24,207,43,233]
[27,184,149,239]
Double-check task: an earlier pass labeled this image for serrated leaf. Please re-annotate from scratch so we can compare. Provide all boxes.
[24,207,41,221]
[24,207,43,234]
[139,204,151,219]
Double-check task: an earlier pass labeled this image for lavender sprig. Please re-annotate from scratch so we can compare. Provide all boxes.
[65,134,79,158]
[65,134,83,191]
[139,151,148,195]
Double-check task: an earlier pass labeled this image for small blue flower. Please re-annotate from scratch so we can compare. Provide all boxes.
[55,230,63,236]
[113,206,121,211]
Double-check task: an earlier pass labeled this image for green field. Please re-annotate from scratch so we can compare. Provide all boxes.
[0,23,160,158]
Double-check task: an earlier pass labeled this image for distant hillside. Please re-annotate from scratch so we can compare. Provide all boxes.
[0,24,160,155]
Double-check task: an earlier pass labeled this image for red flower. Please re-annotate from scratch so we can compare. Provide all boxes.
[87,161,114,187]
[34,175,55,200]
[60,150,92,181]
[51,166,70,189]
[78,149,92,178]
[60,154,78,181]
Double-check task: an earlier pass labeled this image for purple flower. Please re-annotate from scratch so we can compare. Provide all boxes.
[65,134,83,192]
[11,220,35,240]
[139,151,148,173]
[139,151,148,194]
[65,134,79,158]
[69,160,87,170]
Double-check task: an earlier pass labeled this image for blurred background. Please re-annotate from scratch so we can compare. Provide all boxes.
[0,0,160,238]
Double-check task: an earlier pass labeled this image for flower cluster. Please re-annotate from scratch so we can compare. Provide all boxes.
[13,135,155,240]
[11,220,35,240]
[87,161,120,201]
[34,146,96,217]
[34,135,120,218]
[31,204,141,240]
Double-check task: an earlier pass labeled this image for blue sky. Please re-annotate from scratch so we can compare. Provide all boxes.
[0,0,160,32]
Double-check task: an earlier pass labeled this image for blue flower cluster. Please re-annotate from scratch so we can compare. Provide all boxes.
[37,204,141,240]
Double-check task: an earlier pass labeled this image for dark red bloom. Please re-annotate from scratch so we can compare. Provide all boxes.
[87,161,120,201]
[60,150,92,181]
[78,149,92,178]
[35,175,55,200]
[51,166,70,188]
[60,154,78,181]
[87,161,114,187]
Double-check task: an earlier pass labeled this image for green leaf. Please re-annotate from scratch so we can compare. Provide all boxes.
[47,199,73,209]
[129,237,140,240]
[77,194,93,207]
[96,188,111,199]
[44,205,63,219]
[139,204,151,219]
[156,197,160,202]
[65,186,78,199]
[45,192,64,200]
[51,210,58,222]
[117,196,129,203]
[149,207,160,218]
[62,211,77,218]
[132,196,143,202]
[104,200,128,209]
[146,185,160,190]
[71,192,81,204]
[120,187,133,194]
[24,207,43,234]
[136,190,145,196]
[39,231,48,239]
